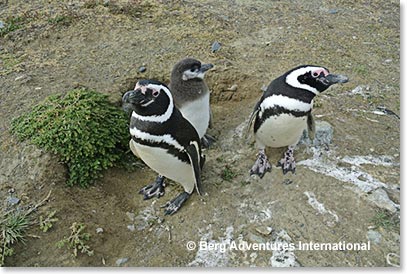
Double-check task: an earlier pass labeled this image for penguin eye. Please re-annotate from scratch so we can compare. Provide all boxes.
[312,71,319,78]
[152,90,159,97]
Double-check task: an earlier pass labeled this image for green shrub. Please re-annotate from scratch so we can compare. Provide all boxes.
[11,88,130,187]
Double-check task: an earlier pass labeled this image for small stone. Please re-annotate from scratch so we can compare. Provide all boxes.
[7,197,20,205]
[248,232,266,243]
[227,84,238,91]
[126,212,135,222]
[127,224,135,232]
[15,74,32,83]
[116,258,129,266]
[261,85,268,92]
[328,9,338,14]
[384,59,392,63]
[96,227,104,234]
[211,41,221,53]
[138,66,147,73]
[255,226,273,236]
[0,21,4,29]
[367,230,382,244]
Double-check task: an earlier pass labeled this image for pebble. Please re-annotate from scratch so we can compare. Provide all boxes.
[96,227,104,234]
[227,84,238,91]
[211,41,221,53]
[260,85,268,92]
[0,21,4,29]
[127,224,135,232]
[15,74,32,83]
[138,66,147,73]
[255,226,273,236]
[367,230,382,244]
[126,212,135,222]
[116,258,129,266]
[328,9,338,14]
[7,197,20,205]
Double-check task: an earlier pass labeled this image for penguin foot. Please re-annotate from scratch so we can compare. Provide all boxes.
[201,134,216,149]
[277,146,296,174]
[139,175,166,200]
[250,149,272,178]
[162,192,190,215]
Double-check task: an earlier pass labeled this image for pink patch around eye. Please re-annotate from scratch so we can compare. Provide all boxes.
[313,68,329,77]
[153,90,159,97]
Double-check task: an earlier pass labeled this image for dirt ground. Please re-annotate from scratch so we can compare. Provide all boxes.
[0,0,400,267]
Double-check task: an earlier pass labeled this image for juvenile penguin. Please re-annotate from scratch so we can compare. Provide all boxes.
[169,58,215,147]
[123,79,205,215]
[249,65,348,178]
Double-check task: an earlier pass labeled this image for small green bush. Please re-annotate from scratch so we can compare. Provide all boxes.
[11,88,130,187]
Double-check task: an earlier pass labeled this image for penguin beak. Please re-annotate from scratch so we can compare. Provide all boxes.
[200,63,214,73]
[122,90,145,105]
[324,74,349,85]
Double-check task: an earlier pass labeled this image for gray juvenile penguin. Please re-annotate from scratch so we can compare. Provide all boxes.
[169,58,215,147]
[249,65,348,178]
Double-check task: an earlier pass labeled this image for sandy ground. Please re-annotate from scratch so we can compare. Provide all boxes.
[0,0,400,267]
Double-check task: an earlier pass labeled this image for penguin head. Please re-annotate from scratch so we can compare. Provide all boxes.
[171,58,214,82]
[285,65,349,94]
[122,79,173,117]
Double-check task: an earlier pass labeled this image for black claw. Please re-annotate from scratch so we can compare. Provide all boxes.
[201,134,216,149]
[139,175,166,199]
[162,192,190,215]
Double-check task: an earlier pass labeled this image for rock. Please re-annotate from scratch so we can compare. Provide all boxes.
[227,84,238,91]
[248,232,266,243]
[7,197,20,205]
[127,224,135,232]
[116,258,129,266]
[328,9,338,14]
[255,226,273,236]
[126,212,135,222]
[138,66,147,73]
[367,230,382,244]
[365,188,399,213]
[96,227,104,234]
[299,120,333,147]
[0,21,4,29]
[211,41,221,53]
[260,85,268,92]
[15,74,32,83]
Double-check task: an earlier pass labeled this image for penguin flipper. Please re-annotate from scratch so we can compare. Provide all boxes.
[307,112,315,141]
[185,141,203,195]
[247,99,261,134]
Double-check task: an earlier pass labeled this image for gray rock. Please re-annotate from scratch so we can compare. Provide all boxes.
[367,230,382,244]
[127,224,135,232]
[299,120,333,147]
[211,41,221,53]
[255,226,273,236]
[365,188,399,213]
[0,21,4,29]
[7,197,20,205]
[328,9,338,14]
[248,232,266,243]
[138,66,147,73]
[125,212,135,222]
[96,227,104,234]
[116,257,129,266]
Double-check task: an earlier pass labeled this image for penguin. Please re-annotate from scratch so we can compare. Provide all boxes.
[248,65,348,178]
[169,58,215,148]
[122,79,205,215]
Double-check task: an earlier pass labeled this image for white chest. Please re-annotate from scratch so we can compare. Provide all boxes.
[179,93,210,138]
[133,142,196,194]
[256,113,307,148]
